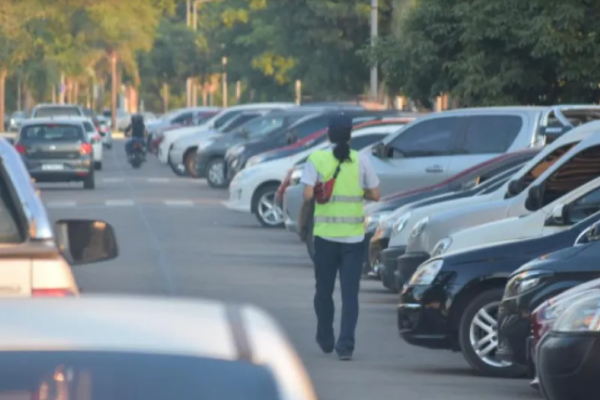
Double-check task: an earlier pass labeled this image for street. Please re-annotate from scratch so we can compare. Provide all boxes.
[41,140,540,400]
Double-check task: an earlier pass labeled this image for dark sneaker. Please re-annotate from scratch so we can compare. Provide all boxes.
[316,333,334,354]
[337,352,352,361]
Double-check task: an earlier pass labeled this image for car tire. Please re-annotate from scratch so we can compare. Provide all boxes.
[458,288,527,378]
[253,184,284,228]
[83,172,95,190]
[94,161,102,170]
[206,158,227,188]
[184,148,199,178]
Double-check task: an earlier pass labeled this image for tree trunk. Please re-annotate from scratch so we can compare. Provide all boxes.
[65,78,72,104]
[110,52,118,131]
[73,81,79,106]
[162,82,169,113]
[0,68,6,133]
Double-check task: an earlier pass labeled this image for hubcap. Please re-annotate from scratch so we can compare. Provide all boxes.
[469,301,511,368]
[258,191,283,226]
[208,161,225,185]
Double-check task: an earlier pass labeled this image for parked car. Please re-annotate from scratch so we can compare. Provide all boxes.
[147,107,221,149]
[498,219,600,374]
[0,296,318,400]
[168,110,273,177]
[0,136,118,296]
[396,208,600,378]
[225,121,406,227]
[96,114,113,148]
[31,104,84,118]
[62,116,104,170]
[224,110,412,184]
[390,120,600,290]
[15,119,96,189]
[7,111,26,132]
[158,103,293,165]
[102,108,131,130]
[537,290,600,400]
[195,108,323,188]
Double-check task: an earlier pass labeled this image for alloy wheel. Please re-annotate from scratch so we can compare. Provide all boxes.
[469,301,511,368]
[208,160,225,186]
[258,191,284,226]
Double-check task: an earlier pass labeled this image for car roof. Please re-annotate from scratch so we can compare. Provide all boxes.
[32,103,81,108]
[0,296,245,359]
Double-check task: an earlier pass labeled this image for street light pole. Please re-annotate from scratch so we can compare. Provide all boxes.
[370,0,378,101]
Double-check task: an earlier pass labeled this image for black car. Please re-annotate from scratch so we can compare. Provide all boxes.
[367,149,540,284]
[376,163,527,292]
[195,108,321,188]
[537,289,600,400]
[15,119,95,189]
[497,218,600,374]
[224,110,409,181]
[396,210,600,378]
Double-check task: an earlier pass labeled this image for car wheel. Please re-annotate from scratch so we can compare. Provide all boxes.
[184,148,199,178]
[458,288,527,378]
[83,172,95,190]
[94,161,102,170]
[254,185,284,228]
[206,158,227,188]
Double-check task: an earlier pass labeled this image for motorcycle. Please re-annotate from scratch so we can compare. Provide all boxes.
[128,139,146,169]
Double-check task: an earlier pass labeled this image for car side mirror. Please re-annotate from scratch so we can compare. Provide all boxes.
[548,203,570,225]
[526,184,543,211]
[371,142,388,158]
[54,219,118,266]
[507,179,523,196]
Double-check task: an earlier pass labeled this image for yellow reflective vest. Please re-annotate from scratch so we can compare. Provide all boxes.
[308,149,365,237]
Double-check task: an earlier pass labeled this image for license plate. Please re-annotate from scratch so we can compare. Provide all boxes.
[42,164,64,171]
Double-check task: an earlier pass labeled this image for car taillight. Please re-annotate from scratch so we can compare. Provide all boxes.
[15,144,26,154]
[32,288,76,297]
[93,134,101,142]
[80,143,93,155]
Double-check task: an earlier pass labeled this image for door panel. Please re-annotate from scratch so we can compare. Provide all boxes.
[373,155,453,196]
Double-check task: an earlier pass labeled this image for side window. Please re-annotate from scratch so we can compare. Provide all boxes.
[222,114,259,133]
[388,117,464,158]
[541,145,600,207]
[350,134,387,150]
[172,112,193,124]
[295,116,329,138]
[520,143,578,188]
[214,111,242,129]
[568,187,600,224]
[458,115,523,154]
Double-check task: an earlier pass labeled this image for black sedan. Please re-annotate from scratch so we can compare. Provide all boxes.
[397,210,600,378]
[497,218,600,373]
[14,119,95,189]
[537,289,600,400]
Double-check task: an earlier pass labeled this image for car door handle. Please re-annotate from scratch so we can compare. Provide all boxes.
[425,165,444,173]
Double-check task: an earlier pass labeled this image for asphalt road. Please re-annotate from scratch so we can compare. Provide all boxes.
[40,140,542,400]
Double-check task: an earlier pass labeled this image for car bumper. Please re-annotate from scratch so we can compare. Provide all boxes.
[226,157,245,182]
[157,142,170,163]
[283,185,302,233]
[26,159,92,181]
[397,284,453,350]
[368,236,389,278]
[380,245,406,292]
[223,179,252,213]
[169,147,185,165]
[538,332,600,400]
[397,252,430,288]
[497,297,531,367]
[92,143,103,162]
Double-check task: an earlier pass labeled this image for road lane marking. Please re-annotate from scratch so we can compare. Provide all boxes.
[105,199,135,207]
[45,201,77,208]
[102,177,125,183]
[147,178,170,183]
[164,200,194,207]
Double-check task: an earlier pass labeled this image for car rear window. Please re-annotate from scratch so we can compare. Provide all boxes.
[0,351,282,400]
[20,124,85,142]
[83,122,96,133]
[33,107,81,118]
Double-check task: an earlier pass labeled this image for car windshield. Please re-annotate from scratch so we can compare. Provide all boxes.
[20,124,83,141]
[0,351,281,400]
[241,114,302,139]
[34,107,81,118]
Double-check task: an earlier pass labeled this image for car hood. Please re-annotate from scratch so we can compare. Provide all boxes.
[512,243,592,275]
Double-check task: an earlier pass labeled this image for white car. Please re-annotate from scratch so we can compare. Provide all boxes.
[157,103,294,164]
[0,296,318,400]
[437,174,600,256]
[225,122,406,227]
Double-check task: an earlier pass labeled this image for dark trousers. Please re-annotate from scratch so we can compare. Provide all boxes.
[125,138,146,156]
[313,235,365,354]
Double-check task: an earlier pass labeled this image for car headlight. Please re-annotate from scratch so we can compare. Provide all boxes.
[228,145,245,158]
[392,212,412,233]
[553,291,600,332]
[408,259,443,286]
[430,237,452,257]
[198,138,215,151]
[365,212,391,233]
[504,270,553,298]
[246,155,262,168]
[410,216,429,240]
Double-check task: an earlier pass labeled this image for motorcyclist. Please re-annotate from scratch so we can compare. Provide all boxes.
[124,114,146,158]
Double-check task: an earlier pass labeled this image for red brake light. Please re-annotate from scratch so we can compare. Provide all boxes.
[32,288,75,297]
[15,144,26,154]
[80,143,93,155]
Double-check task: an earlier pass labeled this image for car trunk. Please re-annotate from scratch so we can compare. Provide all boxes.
[0,259,31,297]
[22,140,83,160]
